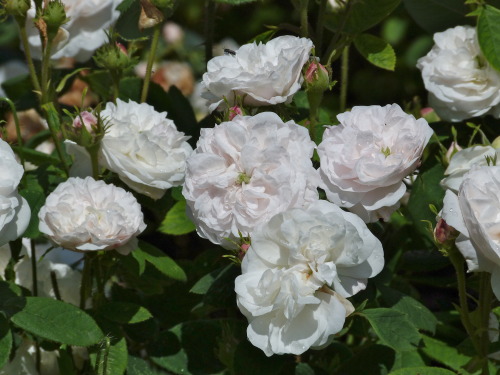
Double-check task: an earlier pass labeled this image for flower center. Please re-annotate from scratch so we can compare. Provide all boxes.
[381,146,391,158]
[236,172,251,185]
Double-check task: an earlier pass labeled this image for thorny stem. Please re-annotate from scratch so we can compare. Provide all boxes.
[41,37,53,104]
[339,45,349,113]
[204,0,216,65]
[19,25,42,93]
[140,24,161,103]
[299,0,309,37]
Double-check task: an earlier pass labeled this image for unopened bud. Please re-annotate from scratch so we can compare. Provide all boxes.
[94,43,133,71]
[420,107,440,123]
[42,0,68,38]
[305,60,330,93]
[238,243,250,261]
[434,218,459,246]
[229,106,243,120]
[445,141,462,163]
[73,111,97,133]
[116,42,128,55]
[2,0,30,21]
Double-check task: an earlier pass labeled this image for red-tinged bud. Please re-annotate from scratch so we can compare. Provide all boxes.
[238,243,250,261]
[229,106,243,120]
[420,107,440,123]
[116,42,128,56]
[304,60,330,93]
[434,218,459,246]
[73,111,97,133]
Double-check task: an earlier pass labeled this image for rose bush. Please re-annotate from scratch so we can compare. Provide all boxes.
[318,104,433,222]
[100,99,193,199]
[0,139,30,246]
[441,166,500,299]
[235,200,384,356]
[417,26,500,122]
[38,176,146,255]
[183,112,320,247]
[201,35,313,112]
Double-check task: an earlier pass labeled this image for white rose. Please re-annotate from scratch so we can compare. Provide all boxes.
[417,26,500,122]
[38,177,146,255]
[182,112,320,247]
[100,99,193,199]
[201,35,313,112]
[318,104,433,222]
[235,200,384,356]
[0,139,31,246]
[441,166,500,299]
[25,0,121,62]
[441,145,500,193]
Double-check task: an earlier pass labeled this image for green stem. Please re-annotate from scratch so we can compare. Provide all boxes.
[30,240,38,297]
[50,271,62,301]
[18,25,42,93]
[80,253,93,309]
[300,0,309,37]
[204,0,216,65]
[0,98,25,168]
[339,45,349,113]
[448,247,482,356]
[478,272,493,373]
[41,38,53,104]
[140,24,161,103]
[315,0,328,54]
[43,104,70,176]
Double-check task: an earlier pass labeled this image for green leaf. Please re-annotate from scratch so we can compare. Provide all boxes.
[391,350,426,372]
[134,241,187,282]
[360,308,421,351]
[295,363,315,375]
[159,199,195,236]
[389,367,457,375]
[354,34,396,71]
[478,5,500,72]
[117,0,136,12]
[233,340,287,375]
[326,0,401,34]
[0,315,12,369]
[403,0,470,34]
[127,356,163,375]
[420,335,472,371]
[18,175,46,239]
[11,146,61,166]
[90,337,128,375]
[56,67,89,93]
[97,302,153,325]
[11,297,104,346]
[379,286,438,334]
[119,76,141,102]
[1,74,37,111]
[336,344,395,375]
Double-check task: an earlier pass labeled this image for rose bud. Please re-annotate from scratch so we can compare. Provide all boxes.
[41,0,68,39]
[73,111,98,133]
[434,218,459,246]
[228,106,243,120]
[304,60,330,93]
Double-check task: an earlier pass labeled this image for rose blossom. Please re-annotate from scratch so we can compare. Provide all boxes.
[441,166,500,299]
[25,0,121,62]
[0,139,31,246]
[417,26,500,122]
[235,200,384,356]
[441,145,500,193]
[100,99,193,199]
[201,35,313,112]
[182,112,320,247]
[318,104,433,222]
[38,177,146,255]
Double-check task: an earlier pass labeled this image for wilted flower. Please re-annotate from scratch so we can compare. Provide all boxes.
[0,139,30,246]
[235,200,384,356]
[318,104,433,222]
[441,145,500,193]
[183,112,320,247]
[38,177,146,255]
[201,35,313,112]
[25,0,121,62]
[417,26,500,122]
[441,166,500,299]
[100,99,193,199]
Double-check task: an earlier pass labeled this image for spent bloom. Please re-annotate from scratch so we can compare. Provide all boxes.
[26,0,121,62]
[441,145,500,193]
[182,112,320,248]
[100,99,193,199]
[38,177,146,255]
[201,35,313,112]
[417,26,500,122]
[0,138,31,246]
[441,166,500,299]
[235,200,384,356]
[318,104,433,222]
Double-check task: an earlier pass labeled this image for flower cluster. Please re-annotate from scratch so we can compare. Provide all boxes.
[0,138,30,246]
